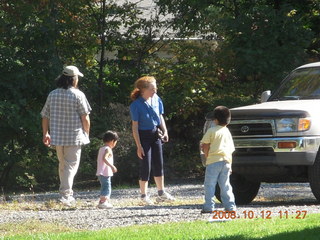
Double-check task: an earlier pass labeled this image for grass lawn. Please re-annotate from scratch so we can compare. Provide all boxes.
[2,213,320,240]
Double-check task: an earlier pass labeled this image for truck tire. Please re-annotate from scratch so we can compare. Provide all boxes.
[215,173,260,205]
[308,152,320,202]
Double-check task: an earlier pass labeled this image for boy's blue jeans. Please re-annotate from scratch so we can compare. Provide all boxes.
[203,161,236,212]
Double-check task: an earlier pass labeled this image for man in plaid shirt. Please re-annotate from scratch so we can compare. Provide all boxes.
[41,66,91,206]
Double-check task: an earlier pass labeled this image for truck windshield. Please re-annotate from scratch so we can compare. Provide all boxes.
[269,67,320,101]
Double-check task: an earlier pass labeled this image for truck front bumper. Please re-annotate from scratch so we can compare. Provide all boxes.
[233,137,320,166]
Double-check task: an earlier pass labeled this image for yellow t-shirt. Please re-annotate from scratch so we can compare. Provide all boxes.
[201,125,235,165]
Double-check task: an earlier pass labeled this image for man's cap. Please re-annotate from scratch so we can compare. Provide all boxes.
[62,66,84,77]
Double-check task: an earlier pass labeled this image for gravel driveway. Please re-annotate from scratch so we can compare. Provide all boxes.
[0,182,319,230]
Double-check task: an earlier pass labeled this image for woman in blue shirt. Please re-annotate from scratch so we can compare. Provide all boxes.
[130,76,175,205]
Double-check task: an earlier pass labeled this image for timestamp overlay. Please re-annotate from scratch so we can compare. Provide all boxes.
[209,210,308,221]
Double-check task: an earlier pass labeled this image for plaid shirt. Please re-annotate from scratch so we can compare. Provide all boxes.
[41,87,92,146]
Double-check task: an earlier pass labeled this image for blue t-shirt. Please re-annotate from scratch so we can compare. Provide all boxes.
[129,94,164,130]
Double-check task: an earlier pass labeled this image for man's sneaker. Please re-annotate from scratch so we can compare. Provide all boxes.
[98,201,113,209]
[140,196,153,206]
[59,196,75,206]
[156,192,175,203]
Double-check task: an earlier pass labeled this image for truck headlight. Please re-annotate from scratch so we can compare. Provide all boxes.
[276,118,311,132]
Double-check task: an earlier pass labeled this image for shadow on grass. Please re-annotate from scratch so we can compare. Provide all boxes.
[205,226,320,240]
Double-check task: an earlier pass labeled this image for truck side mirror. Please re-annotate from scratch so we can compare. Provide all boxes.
[261,90,271,103]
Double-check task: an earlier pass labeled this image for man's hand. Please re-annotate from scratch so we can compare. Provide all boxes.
[43,133,51,147]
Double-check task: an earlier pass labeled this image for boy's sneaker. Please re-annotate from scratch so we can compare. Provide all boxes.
[98,201,113,209]
[201,209,213,214]
[225,207,237,211]
[156,192,175,203]
[59,196,75,206]
[140,196,153,206]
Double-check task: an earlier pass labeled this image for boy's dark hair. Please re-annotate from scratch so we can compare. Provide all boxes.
[56,75,76,89]
[103,130,119,143]
[214,106,231,125]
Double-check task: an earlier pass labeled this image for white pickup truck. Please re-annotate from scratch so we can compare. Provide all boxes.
[208,62,320,204]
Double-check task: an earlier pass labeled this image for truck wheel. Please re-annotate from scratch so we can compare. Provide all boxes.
[215,173,260,205]
[308,152,320,202]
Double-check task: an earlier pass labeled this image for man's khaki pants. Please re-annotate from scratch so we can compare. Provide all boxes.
[56,146,82,198]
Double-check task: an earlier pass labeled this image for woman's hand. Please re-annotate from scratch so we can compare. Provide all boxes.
[137,145,145,159]
[162,131,169,142]
[159,115,169,142]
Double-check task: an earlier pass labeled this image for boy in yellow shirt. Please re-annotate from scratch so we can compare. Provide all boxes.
[200,106,236,213]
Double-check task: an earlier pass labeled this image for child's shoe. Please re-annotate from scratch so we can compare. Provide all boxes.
[156,192,175,203]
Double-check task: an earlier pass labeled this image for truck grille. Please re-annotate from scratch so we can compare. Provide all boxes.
[228,122,273,137]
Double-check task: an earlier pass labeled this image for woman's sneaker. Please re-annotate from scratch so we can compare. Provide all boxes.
[156,192,175,203]
[98,201,113,209]
[140,196,153,206]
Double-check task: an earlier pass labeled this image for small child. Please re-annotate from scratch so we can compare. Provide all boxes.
[200,106,236,213]
[96,130,119,209]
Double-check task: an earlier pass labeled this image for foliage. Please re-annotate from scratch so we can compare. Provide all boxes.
[0,0,319,191]
[157,0,317,95]
[0,0,57,191]
[0,0,98,191]
[162,139,204,179]
[215,3,313,94]
[153,40,255,132]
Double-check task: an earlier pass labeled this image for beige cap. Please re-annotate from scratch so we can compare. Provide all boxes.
[62,66,84,77]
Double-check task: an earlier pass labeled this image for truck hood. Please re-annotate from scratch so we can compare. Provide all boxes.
[231,100,320,120]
